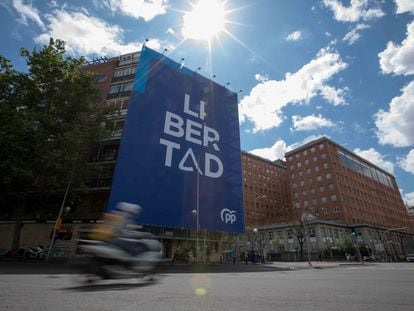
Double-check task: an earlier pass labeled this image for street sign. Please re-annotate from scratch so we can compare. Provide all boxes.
[108,47,244,232]
[55,218,62,230]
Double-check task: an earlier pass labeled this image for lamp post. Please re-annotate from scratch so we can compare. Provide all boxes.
[253,195,266,262]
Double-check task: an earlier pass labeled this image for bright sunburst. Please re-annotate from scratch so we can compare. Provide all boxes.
[182,0,227,41]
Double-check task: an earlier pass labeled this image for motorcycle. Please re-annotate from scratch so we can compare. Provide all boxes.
[76,233,162,283]
[25,245,46,259]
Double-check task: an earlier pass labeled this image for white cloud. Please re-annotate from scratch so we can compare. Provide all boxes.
[375,81,414,147]
[286,31,302,41]
[354,148,395,174]
[400,188,414,206]
[399,149,414,174]
[323,0,385,22]
[35,9,146,57]
[239,47,348,132]
[395,0,414,14]
[291,114,335,131]
[404,192,414,206]
[325,31,332,37]
[254,73,268,83]
[249,140,289,161]
[105,0,168,21]
[343,23,370,45]
[167,27,175,35]
[12,0,46,31]
[379,21,414,76]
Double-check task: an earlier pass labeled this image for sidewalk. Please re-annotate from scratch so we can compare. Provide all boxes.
[265,260,366,270]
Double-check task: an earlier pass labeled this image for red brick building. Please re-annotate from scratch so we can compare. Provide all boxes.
[241,151,291,227]
[285,137,411,231]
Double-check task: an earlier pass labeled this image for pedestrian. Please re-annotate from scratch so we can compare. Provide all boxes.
[244,252,248,265]
[232,253,236,265]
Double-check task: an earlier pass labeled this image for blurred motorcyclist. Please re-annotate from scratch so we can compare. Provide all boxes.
[89,202,155,255]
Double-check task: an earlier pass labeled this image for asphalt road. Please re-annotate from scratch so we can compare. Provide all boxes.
[1,262,414,311]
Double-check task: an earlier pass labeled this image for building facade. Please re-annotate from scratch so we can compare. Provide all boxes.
[241,151,291,227]
[246,137,413,261]
[285,137,410,230]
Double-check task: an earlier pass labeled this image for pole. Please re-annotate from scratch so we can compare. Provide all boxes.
[46,183,70,260]
[196,165,200,263]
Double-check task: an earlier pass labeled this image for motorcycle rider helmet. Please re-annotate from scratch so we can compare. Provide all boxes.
[116,202,142,215]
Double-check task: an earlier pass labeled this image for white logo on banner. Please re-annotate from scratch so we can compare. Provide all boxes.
[159,93,223,178]
[220,208,236,224]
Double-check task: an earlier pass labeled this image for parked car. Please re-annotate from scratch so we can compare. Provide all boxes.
[406,254,414,262]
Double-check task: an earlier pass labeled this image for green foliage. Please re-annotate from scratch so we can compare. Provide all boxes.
[0,38,111,195]
[336,234,356,254]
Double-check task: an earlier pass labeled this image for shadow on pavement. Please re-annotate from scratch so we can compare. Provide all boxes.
[0,260,290,275]
[64,278,159,292]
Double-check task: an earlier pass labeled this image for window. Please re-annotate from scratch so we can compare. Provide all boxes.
[319,185,325,192]
[108,82,133,94]
[331,194,337,201]
[312,198,318,205]
[305,159,309,165]
[328,183,334,191]
[298,171,303,177]
[300,180,305,187]
[323,163,329,169]
[294,192,299,198]
[319,143,324,149]
[297,162,302,168]
[304,201,309,207]
[321,196,327,203]
[310,188,316,194]
[302,190,307,196]
[96,74,107,83]
[119,52,140,66]
[114,66,136,77]
[293,182,297,189]
[306,168,311,175]
[313,156,317,162]
[291,173,295,179]
[326,173,332,179]
[317,175,322,182]
[308,177,313,184]
[315,165,320,172]
[311,147,316,153]
[303,150,308,156]
[321,153,327,159]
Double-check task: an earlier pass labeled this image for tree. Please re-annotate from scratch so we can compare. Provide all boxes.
[277,204,312,262]
[0,38,112,250]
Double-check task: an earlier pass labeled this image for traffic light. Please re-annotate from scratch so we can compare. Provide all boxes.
[351,228,357,237]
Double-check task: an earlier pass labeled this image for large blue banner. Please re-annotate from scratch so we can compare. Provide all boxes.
[108,47,244,232]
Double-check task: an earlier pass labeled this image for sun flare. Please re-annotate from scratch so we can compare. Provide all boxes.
[182,0,227,41]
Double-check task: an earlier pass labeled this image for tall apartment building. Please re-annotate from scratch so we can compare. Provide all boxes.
[241,151,291,227]
[71,52,141,220]
[285,137,410,230]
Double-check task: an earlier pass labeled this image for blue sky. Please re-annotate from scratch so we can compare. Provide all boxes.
[1,0,414,205]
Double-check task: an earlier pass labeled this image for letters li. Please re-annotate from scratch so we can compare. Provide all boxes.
[160,94,223,178]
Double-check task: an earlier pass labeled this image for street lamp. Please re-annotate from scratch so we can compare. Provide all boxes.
[252,195,266,261]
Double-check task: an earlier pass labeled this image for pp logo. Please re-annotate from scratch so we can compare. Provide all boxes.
[220,208,236,224]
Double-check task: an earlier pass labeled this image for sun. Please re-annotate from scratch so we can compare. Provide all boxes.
[182,0,227,41]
